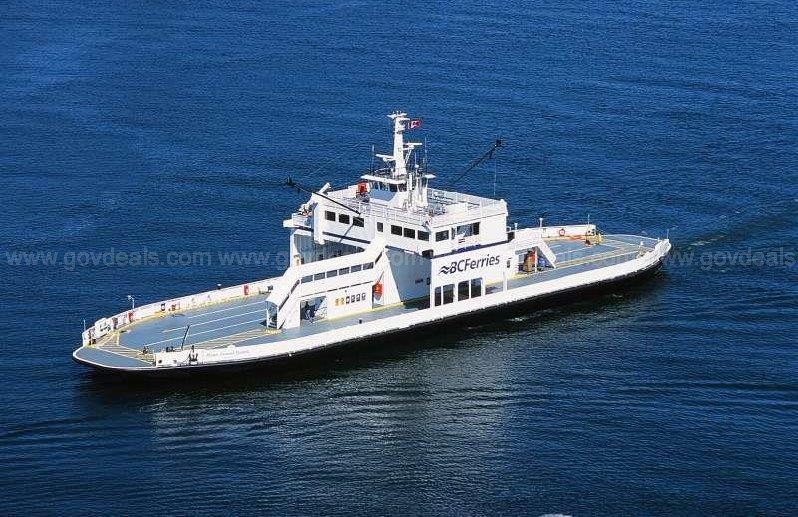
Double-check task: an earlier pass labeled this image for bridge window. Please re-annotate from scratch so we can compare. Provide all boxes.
[353,217,364,227]
[326,270,338,278]
[391,225,402,236]
[435,230,449,242]
[418,231,429,241]
[456,222,480,237]
[351,264,362,272]
[403,227,415,239]
[313,272,325,281]
[325,211,336,222]
[363,262,373,270]
[338,267,349,275]
[301,275,313,283]
[389,184,398,192]
[339,213,350,224]
[377,222,384,232]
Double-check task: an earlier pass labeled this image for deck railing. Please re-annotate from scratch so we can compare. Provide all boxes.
[81,275,280,346]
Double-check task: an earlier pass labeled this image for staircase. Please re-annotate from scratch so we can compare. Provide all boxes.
[535,239,557,267]
[264,265,301,329]
[512,229,557,267]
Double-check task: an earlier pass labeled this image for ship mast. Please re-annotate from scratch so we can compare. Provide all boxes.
[389,112,409,178]
[384,111,427,208]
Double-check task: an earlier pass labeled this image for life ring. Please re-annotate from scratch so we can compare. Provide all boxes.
[372,282,383,297]
[558,228,566,237]
[243,284,250,296]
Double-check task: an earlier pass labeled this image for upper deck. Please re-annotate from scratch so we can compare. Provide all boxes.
[320,186,507,229]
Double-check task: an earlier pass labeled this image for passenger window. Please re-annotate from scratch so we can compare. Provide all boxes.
[377,222,384,232]
[435,230,449,242]
[363,262,373,270]
[403,227,415,239]
[443,284,454,304]
[314,272,325,281]
[471,278,482,297]
[418,231,429,241]
[351,264,362,272]
[339,213,350,224]
[434,287,442,306]
[338,267,350,275]
[458,281,470,300]
[301,275,313,283]
[353,217,364,227]
[391,225,402,236]
[326,270,338,278]
[325,211,336,222]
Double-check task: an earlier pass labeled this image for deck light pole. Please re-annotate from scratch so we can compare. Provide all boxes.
[127,294,135,309]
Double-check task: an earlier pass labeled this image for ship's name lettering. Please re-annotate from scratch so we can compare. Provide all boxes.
[439,255,500,275]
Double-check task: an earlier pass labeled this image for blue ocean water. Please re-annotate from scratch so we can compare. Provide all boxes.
[0,0,796,514]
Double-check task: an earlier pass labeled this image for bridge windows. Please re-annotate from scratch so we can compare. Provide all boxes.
[403,227,416,239]
[418,231,429,241]
[391,225,402,236]
[322,209,364,228]
[435,230,449,242]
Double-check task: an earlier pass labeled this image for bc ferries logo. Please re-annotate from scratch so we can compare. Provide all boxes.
[439,255,500,275]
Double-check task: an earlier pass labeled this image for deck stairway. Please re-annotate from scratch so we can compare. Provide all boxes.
[513,228,558,267]
[266,265,301,329]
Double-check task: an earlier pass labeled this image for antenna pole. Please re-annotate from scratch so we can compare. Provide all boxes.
[181,324,191,351]
[492,157,498,198]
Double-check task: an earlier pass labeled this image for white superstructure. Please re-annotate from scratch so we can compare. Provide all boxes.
[73,112,671,375]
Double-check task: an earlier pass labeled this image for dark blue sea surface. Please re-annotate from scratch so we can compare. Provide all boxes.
[1,1,796,514]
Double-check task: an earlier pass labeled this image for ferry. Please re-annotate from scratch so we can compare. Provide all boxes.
[73,112,671,376]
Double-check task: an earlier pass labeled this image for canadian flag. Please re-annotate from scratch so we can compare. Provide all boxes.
[406,119,422,130]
